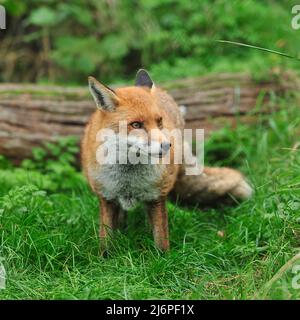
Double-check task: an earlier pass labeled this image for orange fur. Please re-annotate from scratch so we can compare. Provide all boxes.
[81,81,184,252]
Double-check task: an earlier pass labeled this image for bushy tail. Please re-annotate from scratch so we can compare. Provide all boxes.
[172,166,253,206]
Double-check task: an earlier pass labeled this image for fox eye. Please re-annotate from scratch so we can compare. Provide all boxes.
[157,117,163,128]
[130,121,143,129]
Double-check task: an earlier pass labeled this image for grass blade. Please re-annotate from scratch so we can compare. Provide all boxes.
[216,40,300,61]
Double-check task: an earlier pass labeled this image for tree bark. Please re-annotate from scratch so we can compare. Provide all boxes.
[0,71,298,162]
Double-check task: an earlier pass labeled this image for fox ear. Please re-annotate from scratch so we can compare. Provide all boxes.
[135,69,154,89]
[88,76,119,111]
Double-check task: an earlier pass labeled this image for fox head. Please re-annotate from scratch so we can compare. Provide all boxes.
[88,70,172,163]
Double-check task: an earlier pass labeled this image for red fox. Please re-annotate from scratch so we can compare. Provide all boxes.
[81,69,252,253]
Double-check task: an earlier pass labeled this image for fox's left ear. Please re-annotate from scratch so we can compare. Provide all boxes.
[88,76,119,111]
[135,69,155,90]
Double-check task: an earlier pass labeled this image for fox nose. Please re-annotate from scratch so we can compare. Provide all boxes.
[160,142,171,152]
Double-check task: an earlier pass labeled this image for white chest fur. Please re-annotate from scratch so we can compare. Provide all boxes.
[89,164,165,210]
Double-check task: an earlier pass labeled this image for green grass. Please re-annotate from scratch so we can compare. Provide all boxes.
[0,98,300,300]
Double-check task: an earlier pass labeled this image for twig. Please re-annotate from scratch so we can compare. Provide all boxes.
[254,252,300,299]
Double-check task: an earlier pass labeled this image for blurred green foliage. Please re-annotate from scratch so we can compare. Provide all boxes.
[0,0,299,84]
[20,137,83,191]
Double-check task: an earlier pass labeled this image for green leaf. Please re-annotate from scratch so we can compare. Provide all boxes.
[27,7,58,27]
[2,0,27,17]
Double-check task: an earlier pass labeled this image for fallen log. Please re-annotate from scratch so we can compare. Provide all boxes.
[0,71,298,162]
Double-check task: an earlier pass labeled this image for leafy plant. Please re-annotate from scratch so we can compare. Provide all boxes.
[0,0,299,83]
[0,156,13,170]
[21,136,83,191]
